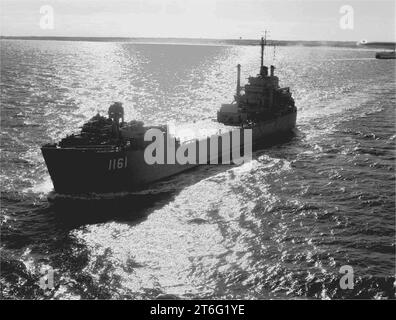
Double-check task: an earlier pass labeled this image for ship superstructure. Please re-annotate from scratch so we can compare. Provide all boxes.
[218,36,296,125]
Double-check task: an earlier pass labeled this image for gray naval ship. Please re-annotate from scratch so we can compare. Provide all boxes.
[41,37,297,194]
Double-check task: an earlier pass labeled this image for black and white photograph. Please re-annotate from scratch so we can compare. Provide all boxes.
[0,0,395,305]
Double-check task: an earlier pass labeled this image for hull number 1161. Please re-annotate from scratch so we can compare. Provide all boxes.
[108,156,127,170]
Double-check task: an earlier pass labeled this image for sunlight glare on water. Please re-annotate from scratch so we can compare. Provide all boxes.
[1,40,395,299]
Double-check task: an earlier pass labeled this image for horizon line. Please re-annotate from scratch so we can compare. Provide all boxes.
[0,35,362,43]
[2,36,395,48]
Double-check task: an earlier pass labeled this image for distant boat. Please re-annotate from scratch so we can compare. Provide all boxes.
[357,40,396,59]
[375,51,395,59]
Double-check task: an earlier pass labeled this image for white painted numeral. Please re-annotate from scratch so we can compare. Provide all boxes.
[108,156,127,171]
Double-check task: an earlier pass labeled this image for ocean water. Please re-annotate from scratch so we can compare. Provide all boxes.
[0,40,395,299]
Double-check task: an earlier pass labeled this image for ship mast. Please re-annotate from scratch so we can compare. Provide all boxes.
[259,31,269,77]
[236,64,241,98]
[260,30,267,68]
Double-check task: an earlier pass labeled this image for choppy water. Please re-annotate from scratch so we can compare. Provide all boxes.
[1,40,395,299]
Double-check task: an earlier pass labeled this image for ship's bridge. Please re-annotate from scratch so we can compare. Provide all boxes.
[247,75,279,88]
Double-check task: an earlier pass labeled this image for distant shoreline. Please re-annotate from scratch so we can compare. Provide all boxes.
[0,36,362,48]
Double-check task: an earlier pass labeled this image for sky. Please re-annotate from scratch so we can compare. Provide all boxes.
[0,0,395,41]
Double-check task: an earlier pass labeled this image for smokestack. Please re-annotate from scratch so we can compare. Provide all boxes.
[236,64,241,96]
[270,65,275,76]
[261,65,268,76]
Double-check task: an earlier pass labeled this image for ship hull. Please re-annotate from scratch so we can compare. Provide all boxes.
[42,111,296,194]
